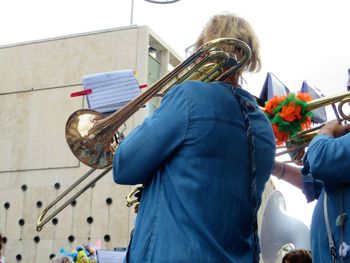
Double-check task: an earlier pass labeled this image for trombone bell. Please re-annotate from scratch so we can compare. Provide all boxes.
[66,109,117,169]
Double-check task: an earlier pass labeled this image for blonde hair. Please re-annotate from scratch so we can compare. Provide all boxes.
[195,12,261,84]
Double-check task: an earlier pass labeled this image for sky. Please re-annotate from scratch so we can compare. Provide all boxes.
[1,0,350,227]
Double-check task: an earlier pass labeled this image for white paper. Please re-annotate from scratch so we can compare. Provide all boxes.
[96,249,126,263]
[83,70,141,114]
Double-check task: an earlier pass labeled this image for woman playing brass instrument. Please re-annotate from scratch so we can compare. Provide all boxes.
[113,12,275,262]
[273,120,350,262]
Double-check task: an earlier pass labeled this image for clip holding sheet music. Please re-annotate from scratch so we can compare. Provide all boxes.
[70,88,92,97]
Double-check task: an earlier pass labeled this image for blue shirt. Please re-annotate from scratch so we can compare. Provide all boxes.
[303,133,350,262]
[113,80,275,263]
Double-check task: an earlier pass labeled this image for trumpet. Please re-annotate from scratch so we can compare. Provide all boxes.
[276,91,350,164]
[36,38,252,231]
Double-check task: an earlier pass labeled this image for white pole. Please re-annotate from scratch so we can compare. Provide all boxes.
[130,0,135,25]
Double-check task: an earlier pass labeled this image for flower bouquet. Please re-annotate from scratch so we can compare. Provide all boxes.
[264,92,313,145]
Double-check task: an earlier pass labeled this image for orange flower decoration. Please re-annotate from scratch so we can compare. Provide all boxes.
[272,124,289,145]
[278,101,302,122]
[265,95,286,115]
[264,92,314,145]
[296,92,312,102]
[301,116,312,130]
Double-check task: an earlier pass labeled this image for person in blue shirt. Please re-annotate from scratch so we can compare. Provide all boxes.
[273,120,350,262]
[113,12,276,263]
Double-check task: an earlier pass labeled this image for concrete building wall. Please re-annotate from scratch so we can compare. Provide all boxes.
[0,25,181,262]
[0,25,275,262]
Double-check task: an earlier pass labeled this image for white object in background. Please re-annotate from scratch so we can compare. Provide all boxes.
[96,249,126,263]
[339,242,350,258]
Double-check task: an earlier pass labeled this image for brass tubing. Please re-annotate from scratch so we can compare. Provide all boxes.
[276,91,350,164]
[36,167,111,231]
[307,91,350,111]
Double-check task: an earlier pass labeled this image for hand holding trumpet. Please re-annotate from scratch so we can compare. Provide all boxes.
[319,120,350,138]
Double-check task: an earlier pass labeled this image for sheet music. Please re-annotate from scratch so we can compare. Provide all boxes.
[96,249,126,263]
[83,70,141,114]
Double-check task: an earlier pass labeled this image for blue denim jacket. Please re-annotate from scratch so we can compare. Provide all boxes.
[302,134,350,262]
[113,80,275,262]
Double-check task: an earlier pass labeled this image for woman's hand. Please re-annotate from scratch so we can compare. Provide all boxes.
[319,120,350,138]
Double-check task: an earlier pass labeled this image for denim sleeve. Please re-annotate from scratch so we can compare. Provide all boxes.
[113,84,188,185]
[306,133,350,184]
[301,156,323,202]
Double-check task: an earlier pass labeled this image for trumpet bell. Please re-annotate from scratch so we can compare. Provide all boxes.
[66,109,117,169]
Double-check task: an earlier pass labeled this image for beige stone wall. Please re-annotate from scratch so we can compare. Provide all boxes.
[0,25,181,262]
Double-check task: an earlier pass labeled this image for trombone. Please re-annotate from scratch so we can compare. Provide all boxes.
[276,91,350,164]
[36,38,252,231]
